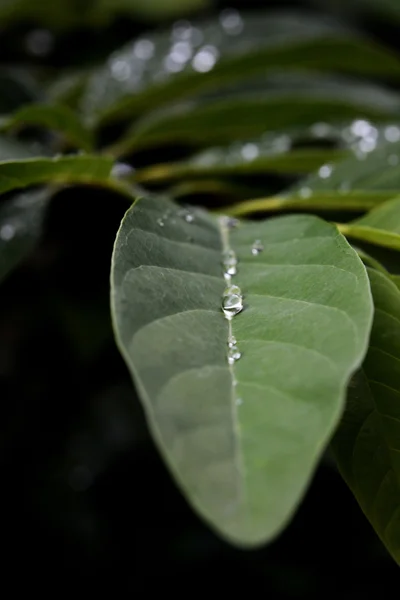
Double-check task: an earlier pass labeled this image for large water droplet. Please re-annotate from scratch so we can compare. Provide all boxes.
[241,143,259,161]
[318,164,333,179]
[228,346,241,365]
[0,224,15,241]
[225,284,241,296]
[223,249,237,276]
[219,215,239,229]
[251,239,264,255]
[222,294,243,319]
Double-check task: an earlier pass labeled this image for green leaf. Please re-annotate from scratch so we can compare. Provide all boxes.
[135,147,347,185]
[111,81,400,154]
[332,268,400,564]
[0,155,116,195]
[228,132,400,217]
[0,188,51,282]
[82,11,400,125]
[339,197,400,251]
[111,195,373,546]
[1,103,94,152]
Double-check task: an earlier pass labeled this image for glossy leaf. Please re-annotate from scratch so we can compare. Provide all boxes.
[333,268,400,564]
[111,195,373,546]
[1,103,94,151]
[0,188,52,282]
[82,11,400,124]
[0,155,115,195]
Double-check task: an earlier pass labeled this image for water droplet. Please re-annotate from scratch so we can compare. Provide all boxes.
[170,41,193,64]
[351,119,372,138]
[25,29,53,57]
[0,224,15,241]
[235,398,243,406]
[133,39,155,60]
[111,162,134,179]
[222,294,243,319]
[225,284,241,296]
[388,154,399,166]
[111,59,131,81]
[251,240,264,255]
[223,249,237,276]
[310,122,331,138]
[178,208,194,222]
[220,8,244,35]
[157,218,164,227]
[164,54,185,73]
[192,45,219,72]
[318,164,333,179]
[228,335,237,348]
[299,187,312,199]
[228,346,241,365]
[241,143,259,161]
[384,125,400,143]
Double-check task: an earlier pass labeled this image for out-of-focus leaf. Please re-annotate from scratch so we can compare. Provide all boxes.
[0,135,46,160]
[228,133,400,217]
[111,195,373,547]
[333,268,400,564]
[0,155,116,195]
[82,11,400,124]
[46,71,91,109]
[97,0,210,21]
[112,79,400,154]
[0,188,52,282]
[1,104,94,152]
[339,197,400,250]
[0,68,40,113]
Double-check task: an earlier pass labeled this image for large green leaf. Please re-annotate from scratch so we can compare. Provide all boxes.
[332,268,400,564]
[1,103,94,152]
[82,11,400,124]
[339,197,400,250]
[111,81,400,154]
[111,195,373,546]
[0,188,52,282]
[0,155,117,195]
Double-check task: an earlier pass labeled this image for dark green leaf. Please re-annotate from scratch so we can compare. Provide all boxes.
[333,268,400,564]
[82,11,400,124]
[0,188,51,282]
[1,103,94,152]
[111,195,373,546]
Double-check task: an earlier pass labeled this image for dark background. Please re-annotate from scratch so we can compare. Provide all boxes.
[1,0,399,593]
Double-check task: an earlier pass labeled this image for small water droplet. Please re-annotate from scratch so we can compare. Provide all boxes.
[157,218,164,227]
[170,41,193,64]
[178,208,194,223]
[111,59,131,81]
[220,8,243,35]
[241,143,259,161]
[192,45,219,72]
[318,164,333,179]
[219,215,239,229]
[111,162,134,179]
[310,122,331,138]
[251,240,264,255]
[388,154,399,166]
[228,346,241,365]
[222,294,243,319]
[223,249,237,276]
[228,335,237,348]
[0,224,15,241]
[384,125,400,143]
[133,39,155,60]
[235,398,243,406]
[299,187,312,199]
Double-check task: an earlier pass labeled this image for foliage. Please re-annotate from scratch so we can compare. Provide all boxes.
[3,0,400,567]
